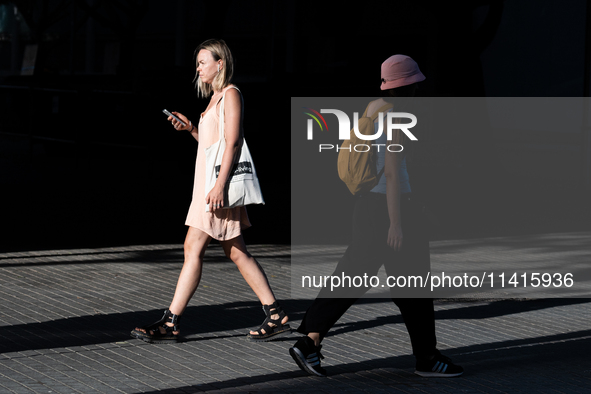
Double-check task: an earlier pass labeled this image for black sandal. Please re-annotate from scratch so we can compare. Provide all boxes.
[247,301,291,342]
[130,309,181,344]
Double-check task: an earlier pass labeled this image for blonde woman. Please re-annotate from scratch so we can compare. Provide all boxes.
[131,39,289,343]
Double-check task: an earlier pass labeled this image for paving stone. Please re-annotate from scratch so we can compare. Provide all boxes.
[1,242,591,393]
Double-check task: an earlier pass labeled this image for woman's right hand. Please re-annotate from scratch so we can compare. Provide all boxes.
[168,112,191,131]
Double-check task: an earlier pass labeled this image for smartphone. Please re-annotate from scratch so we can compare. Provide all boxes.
[163,109,187,127]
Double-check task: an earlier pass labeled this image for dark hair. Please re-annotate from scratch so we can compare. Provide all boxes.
[384,83,417,98]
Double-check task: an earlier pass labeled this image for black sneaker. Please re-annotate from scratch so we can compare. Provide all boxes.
[415,354,463,377]
[289,336,327,377]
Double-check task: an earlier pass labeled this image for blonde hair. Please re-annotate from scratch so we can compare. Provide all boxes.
[193,39,234,97]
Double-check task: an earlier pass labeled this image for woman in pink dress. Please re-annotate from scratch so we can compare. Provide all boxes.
[131,39,289,343]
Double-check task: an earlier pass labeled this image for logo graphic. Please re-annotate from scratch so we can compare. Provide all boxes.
[306,109,417,141]
[215,161,253,180]
[302,108,329,139]
[304,107,418,153]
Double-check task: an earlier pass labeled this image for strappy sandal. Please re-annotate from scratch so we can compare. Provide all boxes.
[247,301,292,342]
[130,309,181,344]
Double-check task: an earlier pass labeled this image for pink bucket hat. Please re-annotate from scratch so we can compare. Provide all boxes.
[380,55,426,90]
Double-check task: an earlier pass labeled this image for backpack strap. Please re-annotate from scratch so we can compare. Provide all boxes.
[362,103,371,118]
[369,103,394,122]
[368,102,393,184]
[362,101,393,120]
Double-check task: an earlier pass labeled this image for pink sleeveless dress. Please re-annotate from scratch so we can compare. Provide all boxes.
[185,85,251,240]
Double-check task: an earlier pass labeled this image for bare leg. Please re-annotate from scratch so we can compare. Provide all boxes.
[308,332,321,346]
[135,226,211,335]
[220,235,288,335]
[168,226,212,315]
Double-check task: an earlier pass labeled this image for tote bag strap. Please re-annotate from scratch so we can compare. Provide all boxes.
[217,86,243,141]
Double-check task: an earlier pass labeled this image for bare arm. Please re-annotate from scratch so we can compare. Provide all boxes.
[385,143,403,251]
[206,88,242,212]
[368,100,403,251]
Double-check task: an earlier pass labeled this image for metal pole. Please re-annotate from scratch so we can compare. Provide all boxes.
[583,1,591,192]
[175,0,186,67]
[85,0,95,73]
[285,0,294,74]
[10,5,19,73]
[69,3,76,74]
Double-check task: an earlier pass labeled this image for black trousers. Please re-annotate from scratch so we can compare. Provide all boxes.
[297,192,437,359]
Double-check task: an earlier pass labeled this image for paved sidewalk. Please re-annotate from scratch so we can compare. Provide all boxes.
[1,236,590,393]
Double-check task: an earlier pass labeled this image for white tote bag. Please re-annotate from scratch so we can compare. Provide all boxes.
[204,87,264,211]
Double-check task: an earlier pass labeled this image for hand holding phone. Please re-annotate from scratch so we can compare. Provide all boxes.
[163,109,187,127]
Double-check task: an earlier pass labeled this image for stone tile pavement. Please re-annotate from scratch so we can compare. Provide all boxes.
[1,238,590,393]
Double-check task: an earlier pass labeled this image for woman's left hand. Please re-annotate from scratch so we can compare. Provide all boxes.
[168,112,191,131]
[206,184,225,212]
[387,223,403,251]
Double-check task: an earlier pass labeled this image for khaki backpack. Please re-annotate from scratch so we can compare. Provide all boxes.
[337,102,393,195]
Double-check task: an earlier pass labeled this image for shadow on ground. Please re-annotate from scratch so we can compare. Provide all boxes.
[138,334,591,393]
[1,298,589,354]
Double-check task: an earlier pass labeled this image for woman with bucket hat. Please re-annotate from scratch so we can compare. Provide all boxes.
[289,55,463,378]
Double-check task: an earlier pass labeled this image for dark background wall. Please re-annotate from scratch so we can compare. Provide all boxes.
[1,0,590,251]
